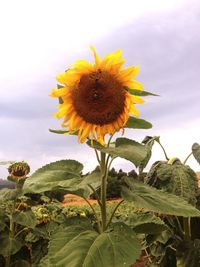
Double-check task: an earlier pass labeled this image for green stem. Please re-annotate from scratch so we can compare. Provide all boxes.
[157,140,169,160]
[87,184,102,207]
[94,149,101,165]
[183,217,191,240]
[183,152,193,165]
[106,200,124,229]
[100,152,107,232]
[5,205,15,267]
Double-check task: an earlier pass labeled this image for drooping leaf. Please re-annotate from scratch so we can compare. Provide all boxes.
[24,160,100,198]
[88,138,147,167]
[145,161,198,205]
[13,210,37,228]
[139,136,159,173]
[125,117,152,129]
[128,88,159,97]
[121,177,200,217]
[192,143,200,165]
[39,223,141,267]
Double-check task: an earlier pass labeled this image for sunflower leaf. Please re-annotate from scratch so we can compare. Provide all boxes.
[125,117,152,129]
[23,160,101,198]
[39,223,141,267]
[49,129,78,135]
[87,138,147,167]
[121,177,200,217]
[128,88,159,96]
[192,143,200,164]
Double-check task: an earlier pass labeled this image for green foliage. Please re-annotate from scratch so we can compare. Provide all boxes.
[138,136,159,173]
[13,210,37,228]
[125,117,152,129]
[121,177,200,217]
[145,160,198,205]
[192,143,200,164]
[39,223,141,267]
[128,88,159,96]
[88,138,147,167]
[114,211,167,234]
[24,160,101,198]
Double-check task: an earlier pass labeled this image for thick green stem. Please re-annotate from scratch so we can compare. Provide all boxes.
[100,152,107,231]
[5,207,15,267]
[183,217,191,240]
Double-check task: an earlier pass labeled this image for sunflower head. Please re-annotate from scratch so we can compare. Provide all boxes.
[8,161,30,182]
[50,47,144,145]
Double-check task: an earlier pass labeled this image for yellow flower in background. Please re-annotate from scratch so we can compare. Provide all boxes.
[50,47,144,145]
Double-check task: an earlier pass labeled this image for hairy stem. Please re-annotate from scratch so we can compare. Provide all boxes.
[100,152,107,231]
[183,152,193,165]
[106,200,124,229]
[156,140,169,160]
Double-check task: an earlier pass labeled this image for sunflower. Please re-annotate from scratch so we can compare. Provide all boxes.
[50,47,144,145]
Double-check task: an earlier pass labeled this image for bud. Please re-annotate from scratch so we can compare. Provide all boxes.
[8,161,30,182]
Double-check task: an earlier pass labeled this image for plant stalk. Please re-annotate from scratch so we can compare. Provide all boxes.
[5,206,15,267]
[100,152,107,231]
[183,217,191,240]
[183,152,193,165]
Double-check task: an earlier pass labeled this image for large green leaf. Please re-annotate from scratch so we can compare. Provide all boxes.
[0,188,20,201]
[24,160,101,198]
[121,178,200,217]
[88,138,147,167]
[13,210,37,228]
[0,233,23,257]
[192,143,200,165]
[39,223,141,267]
[125,117,152,129]
[145,161,198,205]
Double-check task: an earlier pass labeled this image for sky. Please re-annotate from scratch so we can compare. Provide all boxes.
[0,0,200,178]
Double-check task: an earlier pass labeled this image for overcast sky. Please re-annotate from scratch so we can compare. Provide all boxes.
[0,0,200,178]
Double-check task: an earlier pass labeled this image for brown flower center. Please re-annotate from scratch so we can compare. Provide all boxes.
[71,70,125,125]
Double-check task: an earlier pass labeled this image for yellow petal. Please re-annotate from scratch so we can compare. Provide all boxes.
[96,126,105,146]
[56,70,80,86]
[130,95,144,104]
[90,46,101,67]
[125,80,144,90]
[80,124,92,143]
[118,66,140,82]
[50,88,69,98]
[73,59,93,73]
[100,50,125,73]
[130,104,139,117]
